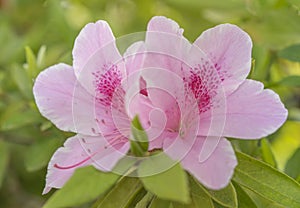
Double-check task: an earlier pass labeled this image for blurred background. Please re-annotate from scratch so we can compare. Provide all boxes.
[0,0,299,207]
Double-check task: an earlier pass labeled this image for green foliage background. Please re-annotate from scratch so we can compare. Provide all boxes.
[0,0,300,207]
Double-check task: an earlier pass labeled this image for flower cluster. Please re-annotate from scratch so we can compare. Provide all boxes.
[33,16,287,194]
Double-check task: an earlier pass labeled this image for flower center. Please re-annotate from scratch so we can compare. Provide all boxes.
[186,70,212,113]
[93,63,122,106]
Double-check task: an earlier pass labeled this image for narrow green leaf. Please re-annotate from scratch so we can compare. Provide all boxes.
[25,138,63,172]
[40,121,53,131]
[285,148,300,179]
[130,115,149,156]
[93,177,143,208]
[25,46,38,78]
[43,166,119,208]
[135,192,154,208]
[213,202,227,208]
[149,197,172,208]
[11,64,33,99]
[172,176,214,208]
[0,140,9,188]
[233,151,300,208]
[138,153,190,203]
[192,195,214,208]
[278,44,300,62]
[36,45,47,69]
[190,174,237,208]
[205,183,237,208]
[260,139,277,167]
[245,188,286,208]
[232,182,257,208]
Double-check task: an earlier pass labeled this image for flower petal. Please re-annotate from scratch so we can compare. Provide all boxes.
[80,136,130,172]
[43,135,92,194]
[164,136,237,190]
[43,134,129,194]
[141,67,187,131]
[222,79,288,139]
[73,20,120,76]
[123,41,146,78]
[145,16,191,77]
[72,20,125,97]
[194,24,253,94]
[33,63,101,135]
[147,16,184,35]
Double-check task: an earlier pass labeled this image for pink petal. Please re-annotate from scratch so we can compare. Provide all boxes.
[145,16,191,77]
[73,20,120,76]
[43,135,92,194]
[123,41,146,78]
[72,20,125,96]
[80,136,130,171]
[164,136,237,190]
[43,134,129,194]
[147,16,184,35]
[222,79,288,139]
[140,67,187,132]
[33,63,101,135]
[194,24,252,94]
[123,72,169,147]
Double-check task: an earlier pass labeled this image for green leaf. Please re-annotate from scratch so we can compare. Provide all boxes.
[0,102,40,131]
[233,151,300,208]
[149,197,172,208]
[172,176,214,208]
[213,202,227,208]
[40,121,53,131]
[0,140,9,188]
[135,192,154,208]
[245,188,286,208]
[43,166,119,208]
[297,175,300,183]
[206,183,237,208]
[278,44,300,62]
[11,64,33,99]
[130,115,149,156]
[192,177,237,208]
[93,177,143,208]
[138,153,190,203]
[25,138,63,172]
[232,182,257,208]
[285,148,300,179]
[260,139,277,167]
[36,45,47,69]
[25,46,39,79]
[112,156,139,176]
[277,76,300,87]
[191,195,214,208]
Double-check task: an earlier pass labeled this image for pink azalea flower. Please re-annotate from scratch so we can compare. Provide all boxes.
[33,21,142,194]
[33,16,288,194]
[125,16,288,189]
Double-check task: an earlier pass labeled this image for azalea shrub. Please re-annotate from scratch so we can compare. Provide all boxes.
[1,1,300,208]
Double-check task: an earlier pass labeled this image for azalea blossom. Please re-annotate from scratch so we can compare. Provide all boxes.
[125,16,288,189]
[33,16,288,194]
[33,21,136,194]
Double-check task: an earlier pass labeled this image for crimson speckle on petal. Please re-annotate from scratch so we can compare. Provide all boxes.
[93,63,122,106]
